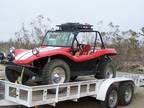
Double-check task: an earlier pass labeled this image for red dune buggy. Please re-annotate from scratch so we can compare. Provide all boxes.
[6,23,117,91]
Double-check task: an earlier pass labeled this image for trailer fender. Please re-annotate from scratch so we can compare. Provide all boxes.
[96,77,133,101]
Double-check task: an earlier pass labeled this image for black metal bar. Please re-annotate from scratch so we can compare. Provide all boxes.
[71,33,78,50]
[57,23,93,31]
[97,31,105,48]
[93,32,97,53]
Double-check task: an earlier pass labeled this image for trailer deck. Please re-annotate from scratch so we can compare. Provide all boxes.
[0,78,102,107]
[0,73,143,108]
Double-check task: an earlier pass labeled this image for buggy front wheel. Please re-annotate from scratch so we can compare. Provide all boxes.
[42,59,70,93]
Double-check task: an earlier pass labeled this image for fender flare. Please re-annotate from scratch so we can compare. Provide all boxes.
[96,77,134,101]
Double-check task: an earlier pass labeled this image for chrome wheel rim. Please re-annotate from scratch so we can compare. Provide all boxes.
[125,86,132,102]
[51,67,65,84]
[106,66,113,78]
[108,90,118,108]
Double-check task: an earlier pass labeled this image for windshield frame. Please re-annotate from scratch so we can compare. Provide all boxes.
[41,30,105,51]
[41,31,75,47]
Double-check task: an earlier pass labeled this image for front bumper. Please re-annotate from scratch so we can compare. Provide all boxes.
[5,63,42,84]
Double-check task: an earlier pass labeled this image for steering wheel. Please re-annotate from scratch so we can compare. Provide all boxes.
[71,44,83,55]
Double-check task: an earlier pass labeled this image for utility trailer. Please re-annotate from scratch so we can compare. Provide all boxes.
[0,73,144,108]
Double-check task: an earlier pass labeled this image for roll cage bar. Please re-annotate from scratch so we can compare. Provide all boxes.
[42,23,105,52]
[71,31,105,53]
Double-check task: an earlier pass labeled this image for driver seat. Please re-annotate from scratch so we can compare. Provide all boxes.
[79,44,91,55]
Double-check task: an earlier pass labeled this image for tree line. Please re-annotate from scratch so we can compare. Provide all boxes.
[0,15,144,73]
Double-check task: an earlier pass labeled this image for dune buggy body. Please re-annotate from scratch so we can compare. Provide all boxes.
[6,23,117,87]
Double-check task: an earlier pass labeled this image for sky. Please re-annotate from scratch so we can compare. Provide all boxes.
[0,0,144,41]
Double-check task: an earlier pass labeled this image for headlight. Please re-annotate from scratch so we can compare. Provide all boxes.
[9,47,15,53]
[32,47,39,55]
[3,52,7,58]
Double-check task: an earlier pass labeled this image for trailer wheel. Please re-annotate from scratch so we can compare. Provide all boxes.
[96,62,116,79]
[118,82,134,106]
[42,59,70,93]
[102,85,118,108]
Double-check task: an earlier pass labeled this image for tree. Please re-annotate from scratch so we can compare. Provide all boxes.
[14,15,52,48]
[142,27,144,34]
[139,27,144,36]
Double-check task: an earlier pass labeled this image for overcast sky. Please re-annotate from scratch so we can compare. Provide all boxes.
[0,0,144,41]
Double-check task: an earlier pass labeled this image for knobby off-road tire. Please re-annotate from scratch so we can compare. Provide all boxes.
[118,82,134,106]
[42,59,70,93]
[95,62,116,79]
[5,65,29,83]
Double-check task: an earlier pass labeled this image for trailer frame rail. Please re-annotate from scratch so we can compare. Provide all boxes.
[0,73,144,107]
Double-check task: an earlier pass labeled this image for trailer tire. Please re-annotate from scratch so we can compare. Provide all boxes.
[42,59,70,93]
[96,62,116,79]
[101,85,118,108]
[118,82,134,106]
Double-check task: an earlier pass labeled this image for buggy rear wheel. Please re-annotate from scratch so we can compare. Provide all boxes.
[95,62,116,79]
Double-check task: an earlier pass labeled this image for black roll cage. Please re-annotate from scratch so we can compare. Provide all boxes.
[41,30,105,52]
